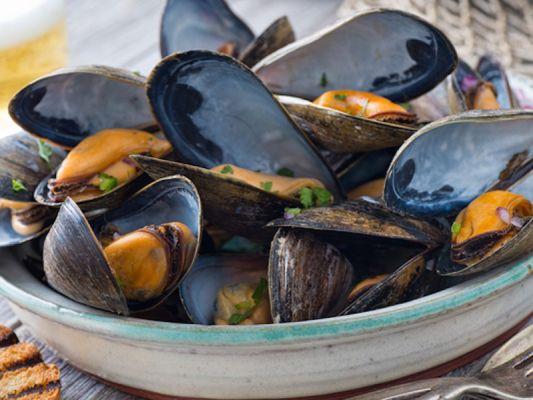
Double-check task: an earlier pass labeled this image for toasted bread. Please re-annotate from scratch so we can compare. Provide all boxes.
[0,325,61,400]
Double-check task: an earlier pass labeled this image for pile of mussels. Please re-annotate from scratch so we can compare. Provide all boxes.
[1,2,531,325]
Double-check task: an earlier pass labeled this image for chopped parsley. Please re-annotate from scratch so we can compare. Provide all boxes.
[220,165,234,174]
[37,139,53,165]
[276,167,294,177]
[11,178,27,192]
[260,181,273,192]
[320,72,328,87]
[132,70,142,77]
[451,221,462,235]
[98,173,118,193]
[228,278,268,325]
[334,93,347,101]
[299,187,333,209]
[284,207,302,219]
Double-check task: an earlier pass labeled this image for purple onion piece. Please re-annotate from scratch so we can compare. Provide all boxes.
[496,206,511,224]
[510,216,525,228]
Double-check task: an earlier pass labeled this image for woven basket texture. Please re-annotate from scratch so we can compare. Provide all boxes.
[339,0,533,77]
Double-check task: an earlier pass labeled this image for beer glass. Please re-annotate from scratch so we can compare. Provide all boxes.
[0,0,67,136]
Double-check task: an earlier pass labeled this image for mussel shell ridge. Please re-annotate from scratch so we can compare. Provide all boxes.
[44,176,202,314]
[133,155,298,240]
[147,51,342,198]
[253,9,457,101]
[9,66,154,148]
[179,254,267,324]
[384,110,533,217]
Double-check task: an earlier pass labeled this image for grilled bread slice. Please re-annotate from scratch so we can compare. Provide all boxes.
[0,325,61,400]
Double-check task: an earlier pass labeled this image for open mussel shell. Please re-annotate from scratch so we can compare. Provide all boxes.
[9,66,154,148]
[179,254,267,324]
[278,96,416,154]
[147,50,342,198]
[268,200,446,247]
[384,110,533,217]
[43,176,202,315]
[33,164,150,212]
[269,228,354,323]
[133,155,298,240]
[0,132,65,247]
[253,9,457,102]
[447,60,478,113]
[160,0,254,58]
[341,247,440,315]
[160,0,294,67]
[477,54,517,109]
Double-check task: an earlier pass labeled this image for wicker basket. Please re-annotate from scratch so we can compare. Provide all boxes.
[339,0,533,77]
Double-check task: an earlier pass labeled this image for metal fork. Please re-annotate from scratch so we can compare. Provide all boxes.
[351,325,532,400]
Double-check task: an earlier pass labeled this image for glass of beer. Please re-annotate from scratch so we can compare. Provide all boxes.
[0,0,67,136]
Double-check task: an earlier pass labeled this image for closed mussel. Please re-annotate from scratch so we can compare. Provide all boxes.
[43,176,202,315]
[0,132,65,247]
[267,200,446,322]
[160,0,294,66]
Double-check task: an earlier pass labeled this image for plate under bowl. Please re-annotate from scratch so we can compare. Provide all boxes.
[0,249,531,399]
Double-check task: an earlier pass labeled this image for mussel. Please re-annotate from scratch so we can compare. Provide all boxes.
[253,9,457,102]
[133,155,332,240]
[179,254,269,325]
[266,200,446,322]
[9,66,154,148]
[160,0,295,67]
[476,55,517,109]
[384,110,533,217]
[437,190,532,276]
[0,132,64,247]
[35,129,172,210]
[43,176,202,314]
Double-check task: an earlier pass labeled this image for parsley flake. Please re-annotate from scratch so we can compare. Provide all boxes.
[276,167,295,177]
[132,70,142,77]
[37,139,53,165]
[320,72,328,87]
[11,178,27,193]
[228,278,268,325]
[284,207,302,219]
[260,181,273,192]
[220,165,234,174]
[299,187,333,208]
[98,173,118,193]
[252,278,268,303]
[334,93,347,101]
[313,187,332,206]
[299,187,314,209]
[451,222,462,235]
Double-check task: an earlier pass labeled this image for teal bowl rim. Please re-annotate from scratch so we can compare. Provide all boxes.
[0,255,531,346]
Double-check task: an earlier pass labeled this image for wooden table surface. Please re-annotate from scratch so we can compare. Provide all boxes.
[0,1,527,399]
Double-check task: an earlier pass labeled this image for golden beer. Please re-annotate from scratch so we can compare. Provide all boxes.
[0,0,67,135]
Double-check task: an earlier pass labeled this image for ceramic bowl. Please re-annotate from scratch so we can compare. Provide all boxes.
[0,247,530,399]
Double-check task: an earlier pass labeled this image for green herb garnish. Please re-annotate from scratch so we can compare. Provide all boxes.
[276,167,295,177]
[299,187,314,209]
[228,278,268,325]
[37,139,53,165]
[334,93,347,101]
[260,181,273,192]
[132,70,142,77]
[320,72,328,87]
[313,187,332,206]
[220,165,234,174]
[98,173,118,193]
[11,178,27,193]
[451,222,462,235]
[284,207,302,218]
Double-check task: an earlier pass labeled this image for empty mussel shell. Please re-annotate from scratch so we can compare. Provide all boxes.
[160,0,294,66]
[179,254,267,324]
[269,228,354,323]
[0,132,65,247]
[278,96,416,154]
[9,66,154,148]
[43,176,202,315]
[253,9,457,102]
[384,110,533,217]
[133,155,299,240]
[147,50,342,198]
